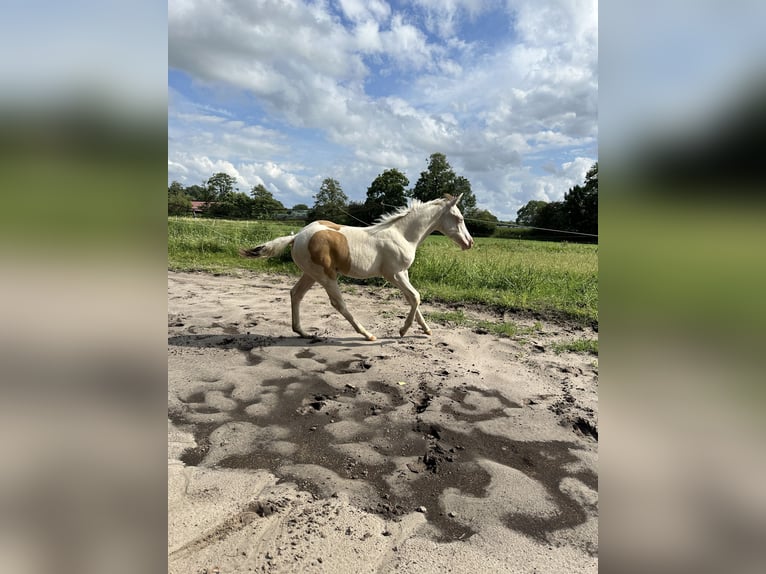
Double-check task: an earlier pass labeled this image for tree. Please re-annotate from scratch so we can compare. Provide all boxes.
[168,180,185,196]
[411,153,452,202]
[168,181,191,215]
[251,184,285,219]
[208,191,254,219]
[185,184,207,201]
[206,172,237,201]
[231,192,255,219]
[168,188,191,216]
[291,203,309,211]
[563,162,597,235]
[516,200,548,226]
[345,201,373,225]
[310,178,349,223]
[465,209,498,237]
[512,163,597,241]
[452,175,477,213]
[365,168,409,222]
[411,153,477,213]
[536,201,567,232]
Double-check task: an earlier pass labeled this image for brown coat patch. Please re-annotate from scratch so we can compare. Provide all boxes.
[308,230,351,279]
[317,220,343,231]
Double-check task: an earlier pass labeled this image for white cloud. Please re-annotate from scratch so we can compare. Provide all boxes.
[169,0,369,126]
[238,161,314,199]
[338,0,391,23]
[413,0,500,39]
[171,155,245,187]
[354,20,384,52]
[168,153,318,205]
[519,156,592,204]
[168,91,288,165]
[168,160,188,175]
[510,0,597,45]
[381,14,436,69]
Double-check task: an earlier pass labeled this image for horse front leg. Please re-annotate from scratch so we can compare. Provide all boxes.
[391,270,431,337]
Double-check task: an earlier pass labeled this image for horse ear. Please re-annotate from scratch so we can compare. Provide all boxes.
[443,193,462,207]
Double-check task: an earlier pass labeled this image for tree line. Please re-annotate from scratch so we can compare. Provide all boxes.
[169,153,498,236]
[168,173,303,220]
[306,153,500,237]
[514,162,598,239]
[168,154,597,240]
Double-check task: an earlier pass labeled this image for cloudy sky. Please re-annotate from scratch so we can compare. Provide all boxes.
[168,0,598,221]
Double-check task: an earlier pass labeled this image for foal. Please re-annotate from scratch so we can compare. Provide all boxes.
[241,194,473,340]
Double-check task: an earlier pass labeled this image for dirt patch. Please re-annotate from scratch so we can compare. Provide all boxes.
[168,271,599,572]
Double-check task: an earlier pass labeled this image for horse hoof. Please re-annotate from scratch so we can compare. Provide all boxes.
[424,329,432,336]
[366,334,377,341]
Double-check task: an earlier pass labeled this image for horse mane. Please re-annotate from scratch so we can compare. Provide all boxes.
[371,196,450,228]
[372,199,423,226]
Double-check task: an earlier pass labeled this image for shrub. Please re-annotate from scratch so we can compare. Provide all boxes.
[465,209,498,237]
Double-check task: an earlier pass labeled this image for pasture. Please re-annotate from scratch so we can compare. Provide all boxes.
[168,217,598,325]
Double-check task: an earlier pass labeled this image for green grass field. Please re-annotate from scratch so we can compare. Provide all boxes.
[168,217,598,325]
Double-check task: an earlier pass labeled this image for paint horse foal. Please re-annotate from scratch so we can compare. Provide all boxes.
[241,194,474,341]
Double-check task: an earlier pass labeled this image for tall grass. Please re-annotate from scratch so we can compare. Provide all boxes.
[168,217,301,273]
[168,217,598,324]
[411,236,597,323]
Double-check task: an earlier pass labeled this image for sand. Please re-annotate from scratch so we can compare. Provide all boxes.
[168,270,598,573]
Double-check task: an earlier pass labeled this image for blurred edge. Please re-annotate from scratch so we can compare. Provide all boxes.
[2,1,766,573]
[0,2,167,574]
[601,2,766,573]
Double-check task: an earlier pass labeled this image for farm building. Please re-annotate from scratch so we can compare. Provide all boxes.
[190,201,214,217]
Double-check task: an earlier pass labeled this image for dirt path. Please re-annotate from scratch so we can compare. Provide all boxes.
[168,271,598,573]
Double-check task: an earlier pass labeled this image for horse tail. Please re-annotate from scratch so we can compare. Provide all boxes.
[239,235,295,259]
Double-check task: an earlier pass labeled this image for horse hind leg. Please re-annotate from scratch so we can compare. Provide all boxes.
[290,273,316,337]
[321,279,376,341]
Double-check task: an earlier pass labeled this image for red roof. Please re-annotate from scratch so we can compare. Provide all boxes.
[190,201,216,212]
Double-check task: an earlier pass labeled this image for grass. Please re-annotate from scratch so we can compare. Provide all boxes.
[412,236,597,324]
[475,320,528,337]
[168,217,302,273]
[168,217,598,325]
[423,310,540,338]
[424,310,471,325]
[552,338,599,355]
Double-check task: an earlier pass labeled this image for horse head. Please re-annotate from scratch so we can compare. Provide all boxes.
[437,194,474,250]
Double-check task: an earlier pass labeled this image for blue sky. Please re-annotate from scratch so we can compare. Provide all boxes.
[168,0,598,221]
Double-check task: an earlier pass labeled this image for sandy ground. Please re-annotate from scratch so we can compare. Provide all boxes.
[168,270,598,573]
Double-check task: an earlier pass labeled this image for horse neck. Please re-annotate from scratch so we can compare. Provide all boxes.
[394,203,443,247]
